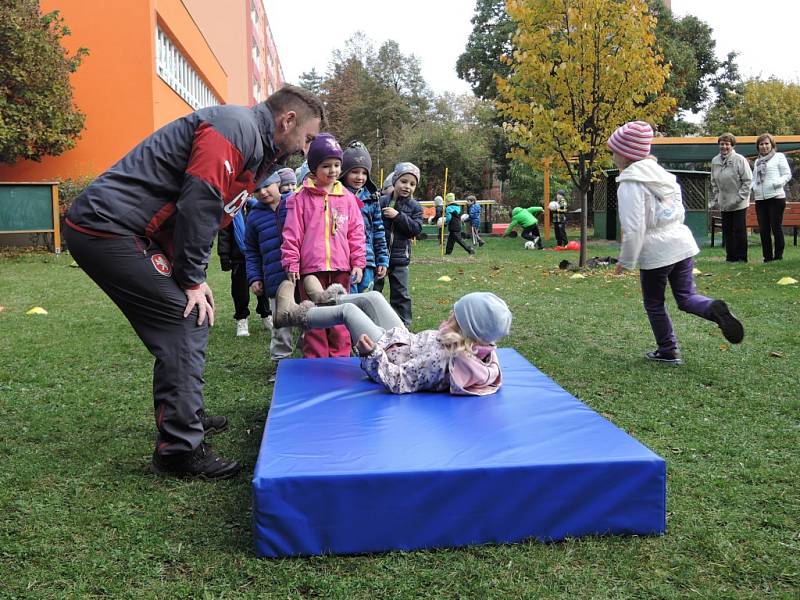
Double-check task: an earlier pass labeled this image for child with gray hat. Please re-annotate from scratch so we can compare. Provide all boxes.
[374,162,424,327]
[274,286,511,395]
[338,141,389,293]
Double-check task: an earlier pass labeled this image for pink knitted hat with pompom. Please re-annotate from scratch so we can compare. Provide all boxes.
[607,121,653,161]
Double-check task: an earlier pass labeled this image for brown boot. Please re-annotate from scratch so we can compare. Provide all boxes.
[274,280,314,328]
[303,275,346,305]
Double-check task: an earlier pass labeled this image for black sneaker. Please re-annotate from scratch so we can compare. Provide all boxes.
[151,442,241,480]
[710,300,744,344]
[198,410,228,435]
[645,349,683,365]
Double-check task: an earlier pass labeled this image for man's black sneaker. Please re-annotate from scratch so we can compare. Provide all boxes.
[710,300,744,344]
[645,349,683,365]
[151,443,241,480]
[198,410,228,435]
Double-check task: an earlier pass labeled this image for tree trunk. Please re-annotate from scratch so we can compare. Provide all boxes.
[578,187,588,267]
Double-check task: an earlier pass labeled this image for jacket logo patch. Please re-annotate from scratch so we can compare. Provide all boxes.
[150,254,172,277]
[223,190,249,216]
[224,160,233,175]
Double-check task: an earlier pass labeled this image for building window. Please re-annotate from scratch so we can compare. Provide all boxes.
[156,25,220,110]
[253,76,262,103]
[251,0,259,25]
[252,36,260,64]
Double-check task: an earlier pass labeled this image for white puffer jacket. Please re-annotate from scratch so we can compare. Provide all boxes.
[751,152,792,201]
[616,158,699,270]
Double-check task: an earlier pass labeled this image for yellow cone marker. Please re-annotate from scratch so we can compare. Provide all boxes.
[777,277,797,285]
[437,275,452,282]
[26,306,48,315]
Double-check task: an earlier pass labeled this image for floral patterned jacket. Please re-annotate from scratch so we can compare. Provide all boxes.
[360,323,503,395]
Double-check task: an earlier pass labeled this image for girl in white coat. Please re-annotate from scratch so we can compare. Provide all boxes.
[752,133,793,262]
[608,121,744,364]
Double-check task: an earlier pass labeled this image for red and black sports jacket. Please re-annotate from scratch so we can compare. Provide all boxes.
[67,103,279,289]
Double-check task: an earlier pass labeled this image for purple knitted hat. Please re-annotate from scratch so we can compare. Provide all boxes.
[307,133,343,172]
[607,121,653,161]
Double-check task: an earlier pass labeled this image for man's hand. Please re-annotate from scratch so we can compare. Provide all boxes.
[250,281,264,296]
[184,282,215,326]
[614,262,625,275]
[376,266,388,279]
[351,267,363,284]
[287,270,300,283]
[382,206,399,219]
[220,257,232,272]
[356,334,376,355]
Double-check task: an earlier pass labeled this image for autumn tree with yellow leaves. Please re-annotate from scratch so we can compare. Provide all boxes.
[496,0,675,266]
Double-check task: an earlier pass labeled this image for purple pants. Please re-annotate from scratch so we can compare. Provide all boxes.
[639,257,714,352]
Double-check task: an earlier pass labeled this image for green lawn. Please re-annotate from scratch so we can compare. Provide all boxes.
[1,235,798,599]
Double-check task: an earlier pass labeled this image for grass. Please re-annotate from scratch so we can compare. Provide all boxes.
[0,234,798,599]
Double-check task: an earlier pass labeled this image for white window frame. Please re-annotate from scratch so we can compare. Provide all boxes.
[155,25,220,110]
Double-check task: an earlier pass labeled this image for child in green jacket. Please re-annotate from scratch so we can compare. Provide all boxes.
[504,206,544,248]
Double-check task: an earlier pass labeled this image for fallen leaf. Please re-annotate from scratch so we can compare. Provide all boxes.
[769,351,783,358]
[719,344,729,351]
[26,306,48,315]
[0,306,5,312]
[437,275,452,282]
[570,273,586,279]
[777,277,797,285]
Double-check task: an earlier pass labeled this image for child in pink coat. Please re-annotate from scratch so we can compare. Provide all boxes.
[274,285,511,395]
[281,133,367,358]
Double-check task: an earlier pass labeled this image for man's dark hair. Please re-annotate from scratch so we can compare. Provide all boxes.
[266,84,327,129]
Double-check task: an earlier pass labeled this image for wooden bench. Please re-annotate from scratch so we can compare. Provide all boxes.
[710,202,800,247]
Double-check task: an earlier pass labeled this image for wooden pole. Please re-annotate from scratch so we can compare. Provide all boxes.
[51,183,61,254]
[440,167,448,254]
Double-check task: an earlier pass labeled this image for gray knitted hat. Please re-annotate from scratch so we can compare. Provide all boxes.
[382,172,395,192]
[340,141,376,193]
[257,171,281,190]
[453,292,512,344]
[392,162,420,185]
[277,168,297,187]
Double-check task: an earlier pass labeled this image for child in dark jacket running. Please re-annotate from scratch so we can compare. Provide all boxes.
[338,141,389,293]
[445,203,474,255]
[373,162,424,327]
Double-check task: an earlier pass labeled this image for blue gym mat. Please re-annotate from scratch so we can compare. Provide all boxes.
[252,348,666,557]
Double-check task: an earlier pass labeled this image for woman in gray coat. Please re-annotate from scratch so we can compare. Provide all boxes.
[710,132,752,262]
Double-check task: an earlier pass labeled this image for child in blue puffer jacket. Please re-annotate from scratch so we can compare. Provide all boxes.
[466,195,485,247]
[338,141,389,293]
[244,171,296,364]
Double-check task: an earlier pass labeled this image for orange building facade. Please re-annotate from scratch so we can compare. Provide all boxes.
[0,0,284,183]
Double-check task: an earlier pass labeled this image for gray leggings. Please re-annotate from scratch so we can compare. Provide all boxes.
[306,291,404,344]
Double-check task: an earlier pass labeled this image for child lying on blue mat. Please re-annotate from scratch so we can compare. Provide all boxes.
[274,278,512,395]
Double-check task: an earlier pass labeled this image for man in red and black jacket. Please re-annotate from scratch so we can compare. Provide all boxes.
[65,85,324,480]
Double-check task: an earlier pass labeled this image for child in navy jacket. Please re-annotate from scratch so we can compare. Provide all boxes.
[244,172,295,363]
[338,141,389,293]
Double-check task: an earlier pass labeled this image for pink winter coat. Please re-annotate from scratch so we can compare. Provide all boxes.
[281,178,367,275]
